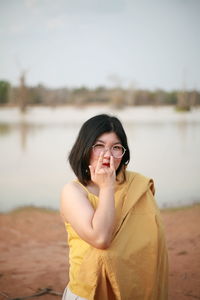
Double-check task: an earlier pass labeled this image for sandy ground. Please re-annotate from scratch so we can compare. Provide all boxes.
[0,205,200,300]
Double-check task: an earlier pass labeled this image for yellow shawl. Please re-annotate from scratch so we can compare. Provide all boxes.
[67,171,168,300]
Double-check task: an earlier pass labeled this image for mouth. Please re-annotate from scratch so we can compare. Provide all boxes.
[102,162,110,167]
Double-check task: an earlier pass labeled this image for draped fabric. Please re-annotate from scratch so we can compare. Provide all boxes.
[65,171,168,300]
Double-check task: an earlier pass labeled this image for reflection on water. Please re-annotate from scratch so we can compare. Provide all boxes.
[0,106,200,212]
[18,122,28,151]
[0,123,11,135]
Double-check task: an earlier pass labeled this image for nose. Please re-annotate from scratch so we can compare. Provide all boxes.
[103,147,112,157]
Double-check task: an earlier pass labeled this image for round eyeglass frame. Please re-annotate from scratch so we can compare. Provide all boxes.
[92,144,126,159]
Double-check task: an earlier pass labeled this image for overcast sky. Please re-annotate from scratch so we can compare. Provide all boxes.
[0,0,200,90]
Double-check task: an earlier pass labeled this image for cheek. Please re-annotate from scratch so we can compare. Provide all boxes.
[89,152,97,167]
[90,154,122,170]
[114,158,122,170]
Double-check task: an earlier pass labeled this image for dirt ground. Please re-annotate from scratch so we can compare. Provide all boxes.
[0,204,200,300]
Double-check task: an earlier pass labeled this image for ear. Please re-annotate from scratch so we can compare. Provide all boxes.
[149,179,155,196]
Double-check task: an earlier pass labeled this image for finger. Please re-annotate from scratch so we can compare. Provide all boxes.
[96,151,104,171]
[110,155,115,170]
[89,165,94,179]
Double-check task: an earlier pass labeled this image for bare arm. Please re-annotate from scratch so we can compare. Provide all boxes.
[60,153,116,249]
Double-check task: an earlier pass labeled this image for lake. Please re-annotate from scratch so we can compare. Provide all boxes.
[0,105,200,212]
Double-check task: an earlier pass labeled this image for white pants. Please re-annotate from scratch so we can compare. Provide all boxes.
[62,287,87,300]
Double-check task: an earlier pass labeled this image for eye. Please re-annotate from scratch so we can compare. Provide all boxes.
[113,145,122,151]
[94,144,105,150]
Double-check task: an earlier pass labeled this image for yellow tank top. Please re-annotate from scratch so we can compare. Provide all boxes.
[64,172,168,300]
[65,179,125,292]
[65,181,99,292]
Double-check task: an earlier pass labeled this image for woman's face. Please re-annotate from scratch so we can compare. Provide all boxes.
[89,132,123,171]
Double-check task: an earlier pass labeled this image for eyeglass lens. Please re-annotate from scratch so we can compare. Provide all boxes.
[93,144,125,158]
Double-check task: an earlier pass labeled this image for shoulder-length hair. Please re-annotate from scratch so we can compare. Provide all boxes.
[68,114,130,185]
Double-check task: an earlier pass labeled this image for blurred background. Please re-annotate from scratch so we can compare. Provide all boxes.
[0,0,200,212]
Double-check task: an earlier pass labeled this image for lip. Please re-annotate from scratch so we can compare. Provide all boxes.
[102,163,110,167]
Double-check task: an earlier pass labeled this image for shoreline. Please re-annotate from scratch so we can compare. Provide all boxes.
[1,202,199,215]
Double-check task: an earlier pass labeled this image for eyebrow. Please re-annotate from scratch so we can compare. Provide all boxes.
[95,139,122,145]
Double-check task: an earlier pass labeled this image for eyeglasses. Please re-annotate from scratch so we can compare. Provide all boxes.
[92,143,126,159]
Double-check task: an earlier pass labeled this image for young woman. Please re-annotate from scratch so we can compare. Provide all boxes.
[60,114,168,300]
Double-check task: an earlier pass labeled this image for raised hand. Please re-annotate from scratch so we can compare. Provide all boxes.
[89,152,116,189]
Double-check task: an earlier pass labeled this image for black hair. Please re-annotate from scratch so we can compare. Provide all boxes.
[68,114,130,185]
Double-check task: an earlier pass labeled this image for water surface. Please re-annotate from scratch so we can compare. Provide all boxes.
[0,106,200,212]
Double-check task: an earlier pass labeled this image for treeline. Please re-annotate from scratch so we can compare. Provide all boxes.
[0,80,200,110]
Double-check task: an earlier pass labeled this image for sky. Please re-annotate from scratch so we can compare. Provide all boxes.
[0,0,200,90]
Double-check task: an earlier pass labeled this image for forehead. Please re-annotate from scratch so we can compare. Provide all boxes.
[96,132,120,143]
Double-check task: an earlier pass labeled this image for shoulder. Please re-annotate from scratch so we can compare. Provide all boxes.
[61,180,87,201]
[125,170,151,181]
[125,170,155,195]
[60,181,90,222]
[126,170,150,180]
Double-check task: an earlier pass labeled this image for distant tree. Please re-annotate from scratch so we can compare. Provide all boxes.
[165,91,177,105]
[176,90,190,111]
[29,84,44,105]
[73,87,89,94]
[110,88,125,108]
[95,86,106,93]
[153,89,165,105]
[18,71,29,112]
[0,80,11,104]
[189,90,200,107]
[72,86,90,105]
[92,86,109,104]
[126,82,137,106]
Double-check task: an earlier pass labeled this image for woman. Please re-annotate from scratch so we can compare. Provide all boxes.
[60,114,168,300]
